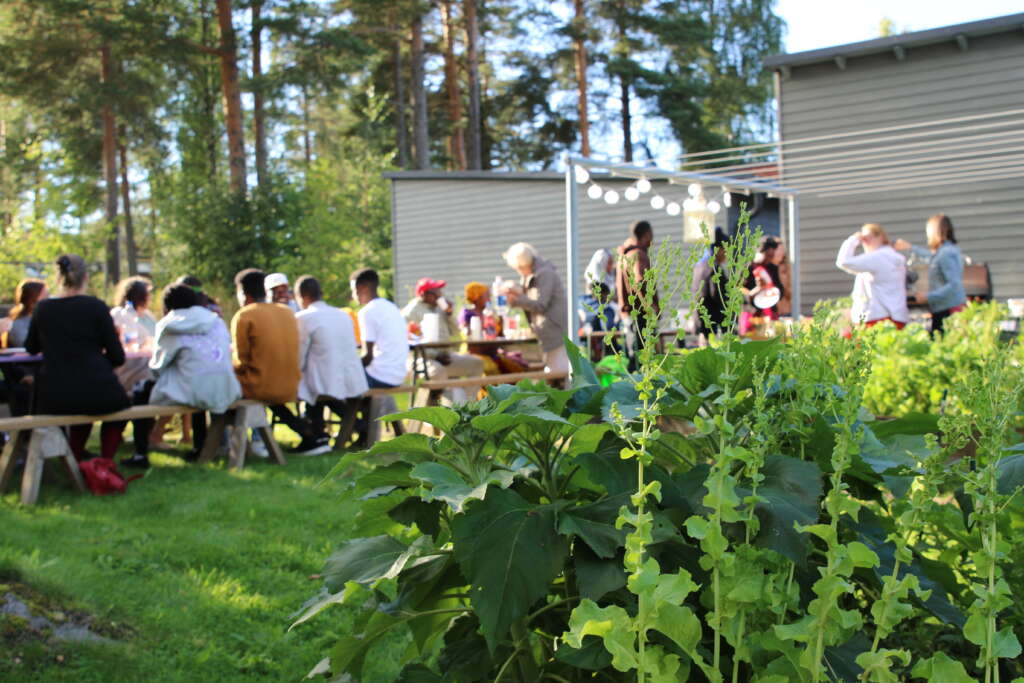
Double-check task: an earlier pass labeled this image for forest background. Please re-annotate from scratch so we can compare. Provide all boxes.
[0,0,783,305]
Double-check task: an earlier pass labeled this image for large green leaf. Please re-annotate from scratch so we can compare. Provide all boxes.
[997,453,1024,495]
[353,462,418,498]
[553,635,614,671]
[909,652,973,682]
[575,433,637,496]
[744,455,823,562]
[869,412,939,439]
[566,339,607,415]
[451,488,568,651]
[383,406,460,433]
[601,380,642,423]
[323,535,409,591]
[397,663,443,682]
[557,494,629,558]
[574,544,626,601]
[410,461,515,513]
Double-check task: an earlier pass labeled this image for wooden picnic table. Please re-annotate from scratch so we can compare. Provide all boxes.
[409,337,538,381]
[0,350,153,394]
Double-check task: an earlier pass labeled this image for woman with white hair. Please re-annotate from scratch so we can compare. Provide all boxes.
[502,242,569,372]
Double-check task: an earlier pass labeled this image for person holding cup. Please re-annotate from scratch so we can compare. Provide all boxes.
[402,277,484,393]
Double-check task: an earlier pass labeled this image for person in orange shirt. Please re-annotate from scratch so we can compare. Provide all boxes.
[232,268,328,455]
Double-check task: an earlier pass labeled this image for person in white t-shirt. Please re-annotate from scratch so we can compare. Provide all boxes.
[835,223,909,329]
[352,268,409,388]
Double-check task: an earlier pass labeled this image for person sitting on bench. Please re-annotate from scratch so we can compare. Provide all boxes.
[124,284,243,467]
[294,275,368,448]
[351,268,408,390]
[25,254,130,460]
[232,268,324,455]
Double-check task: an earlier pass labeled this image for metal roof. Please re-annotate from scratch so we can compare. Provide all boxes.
[765,12,1024,70]
[383,170,563,181]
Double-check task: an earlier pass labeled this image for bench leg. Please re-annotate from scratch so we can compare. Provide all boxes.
[0,429,26,493]
[20,431,45,505]
[227,425,248,469]
[256,426,286,465]
[198,412,231,464]
[333,400,360,450]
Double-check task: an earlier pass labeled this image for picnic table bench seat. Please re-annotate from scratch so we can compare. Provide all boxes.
[0,399,283,505]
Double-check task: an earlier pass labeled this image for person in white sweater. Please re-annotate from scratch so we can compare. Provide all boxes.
[835,223,909,328]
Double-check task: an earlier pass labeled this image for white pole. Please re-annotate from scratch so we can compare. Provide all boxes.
[788,195,801,317]
[565,160,580,347]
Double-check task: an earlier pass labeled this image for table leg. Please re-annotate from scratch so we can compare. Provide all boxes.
[227,424,248,469]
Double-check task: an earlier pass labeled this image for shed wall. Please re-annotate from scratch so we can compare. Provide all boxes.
[390,177,740,322]
[779,31,1024,311]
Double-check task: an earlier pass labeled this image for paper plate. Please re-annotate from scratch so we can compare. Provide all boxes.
[753,287,781,310]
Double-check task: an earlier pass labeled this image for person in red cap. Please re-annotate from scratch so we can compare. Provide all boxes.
[402,277,483,401]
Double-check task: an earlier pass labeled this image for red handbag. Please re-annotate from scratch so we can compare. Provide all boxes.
[78,457,139,495]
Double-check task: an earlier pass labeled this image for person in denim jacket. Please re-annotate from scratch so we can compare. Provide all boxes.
[895,214,965,336]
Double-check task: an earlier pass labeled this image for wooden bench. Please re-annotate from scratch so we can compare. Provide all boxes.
[420,370,569,407]
[0,400,283,505]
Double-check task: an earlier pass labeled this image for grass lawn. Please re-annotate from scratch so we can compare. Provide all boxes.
[0,427,404,682]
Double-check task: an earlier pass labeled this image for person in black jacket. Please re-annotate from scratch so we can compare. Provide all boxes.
[691,228,730,344]
[25,254,130,459]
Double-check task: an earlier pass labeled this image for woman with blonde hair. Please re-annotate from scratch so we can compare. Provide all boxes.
[894,214,965,335]
[836,223,909,329]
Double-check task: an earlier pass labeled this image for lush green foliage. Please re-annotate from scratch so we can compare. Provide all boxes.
[298,212,1024,680]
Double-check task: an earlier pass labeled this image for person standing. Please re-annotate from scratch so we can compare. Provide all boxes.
[691,228,730,344]
[615,221,659,372]
[294,275,369,446]
[835,223,909,329]
[26,254,130,459]
[740,236,784,336]
[581,248,618,335]
[352,268,409,389]
[232,268,323,454]
[894,213,965,336]
[503,242,570,373]
[403,277,484,387]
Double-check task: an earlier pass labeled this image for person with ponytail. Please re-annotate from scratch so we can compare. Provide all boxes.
[25,254,130,460]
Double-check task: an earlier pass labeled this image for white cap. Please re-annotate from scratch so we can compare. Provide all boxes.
[264,273,289,290]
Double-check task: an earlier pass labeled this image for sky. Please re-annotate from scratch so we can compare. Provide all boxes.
[776,0,1023,53]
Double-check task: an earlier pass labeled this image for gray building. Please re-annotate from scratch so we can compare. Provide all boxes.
[766,13,1024,311]
[385,171,743,316]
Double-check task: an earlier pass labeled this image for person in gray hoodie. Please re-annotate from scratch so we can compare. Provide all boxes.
[895,213,966,336]
[124,284,242,467]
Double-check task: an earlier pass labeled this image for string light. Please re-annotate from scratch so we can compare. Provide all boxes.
[723,191,732,208]
[636,177,652,193]
[574,166,590,184]
[650,195,665,210]
[624,186,640,201]
[707,200,721,215]
[587,183,603,199]
[666,202,681,216]
[687,183,703,198]
[604,189,620,204]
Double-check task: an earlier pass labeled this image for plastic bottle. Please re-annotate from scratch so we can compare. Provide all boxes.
[469,315,483,341]
[492,276,508,317]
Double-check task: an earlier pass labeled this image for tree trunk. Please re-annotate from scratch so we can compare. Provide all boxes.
[215,0,247,195]
[251,0,267,190]
[0,119,10,234]
[201,1,218,180]
[463,0,482,170]
[620,75,632,162]
[410,13,429,170]
[301,84,312,170]
[440,1,466,170]
[573,0,590,157]
[118,129,138,276]
[393,38,410,168]
[100,45,120,286]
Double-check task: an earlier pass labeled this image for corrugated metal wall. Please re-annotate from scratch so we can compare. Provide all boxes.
[779,31,1024,312]
[390,175,747,317]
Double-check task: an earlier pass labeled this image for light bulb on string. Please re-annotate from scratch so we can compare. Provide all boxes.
[604,189,620,204]
[722,191,732,208]
[574,166,590,184]
[666,202,681,216]
[636,177,651,194]
[683,198,698,212]
[687,183,703,198]
[587,183,603,200]
[650,195,665,210]
[708,200,721,215]
[624,186,640,201]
